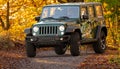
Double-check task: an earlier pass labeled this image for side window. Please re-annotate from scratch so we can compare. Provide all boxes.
[88,6,94,18]
[81,6,87,19]
[95,5,103,18]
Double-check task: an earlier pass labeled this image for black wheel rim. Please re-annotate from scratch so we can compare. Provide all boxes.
[100,34,106,50]
[63,44,68,51]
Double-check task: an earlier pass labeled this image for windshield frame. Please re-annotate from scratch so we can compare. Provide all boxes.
[40,5,80,21]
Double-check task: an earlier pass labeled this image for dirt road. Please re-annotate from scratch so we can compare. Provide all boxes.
[17,49,94,69]
[1,46,119,69]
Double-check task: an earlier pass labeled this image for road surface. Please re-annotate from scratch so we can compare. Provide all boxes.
[16,46,94,69]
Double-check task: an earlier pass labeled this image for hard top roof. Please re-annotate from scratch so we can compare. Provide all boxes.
[45,2,101,7]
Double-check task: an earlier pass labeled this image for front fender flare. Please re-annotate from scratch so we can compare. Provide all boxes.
[24,28,32,34]
[65,26,78,33]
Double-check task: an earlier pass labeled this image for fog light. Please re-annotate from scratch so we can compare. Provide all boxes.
[60,38,63,40]
[30,39,34,41]
[61,32,64,35]
[33,33,36,36]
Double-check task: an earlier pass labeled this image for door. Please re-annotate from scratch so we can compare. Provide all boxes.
[80,6,93,39]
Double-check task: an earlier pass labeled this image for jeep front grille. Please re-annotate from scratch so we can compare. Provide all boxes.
[39,26,58,35]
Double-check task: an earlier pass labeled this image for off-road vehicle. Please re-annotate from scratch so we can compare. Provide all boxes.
[24,2,107,57]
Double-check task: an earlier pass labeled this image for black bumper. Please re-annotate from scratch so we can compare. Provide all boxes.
[25,35,70,45]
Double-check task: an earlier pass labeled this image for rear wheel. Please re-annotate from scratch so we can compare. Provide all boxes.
[93,31,106,53]
[70,32,80,56]
[54,44,67,55]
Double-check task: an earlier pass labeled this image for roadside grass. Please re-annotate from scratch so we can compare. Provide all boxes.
[109,56,120,69]
[109,50,120,66]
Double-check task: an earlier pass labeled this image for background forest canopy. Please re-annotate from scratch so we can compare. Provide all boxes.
[0,0,119,48]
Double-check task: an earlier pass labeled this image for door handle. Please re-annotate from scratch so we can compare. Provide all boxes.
[94,20,98,23]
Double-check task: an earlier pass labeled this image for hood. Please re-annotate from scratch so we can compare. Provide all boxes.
[34,20,77,26]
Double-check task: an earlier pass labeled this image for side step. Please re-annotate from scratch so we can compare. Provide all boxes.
[79,38,97,45]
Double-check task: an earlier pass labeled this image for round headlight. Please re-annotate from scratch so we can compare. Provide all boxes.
[33,26,39,32]
[59,25,65,31]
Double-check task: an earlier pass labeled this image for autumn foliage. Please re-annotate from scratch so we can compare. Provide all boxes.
[0,0,120,68]
[0,0,58,48]
[0,0,120,49]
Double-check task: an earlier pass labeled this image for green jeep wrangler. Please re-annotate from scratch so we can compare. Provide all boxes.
[24,2,107,57]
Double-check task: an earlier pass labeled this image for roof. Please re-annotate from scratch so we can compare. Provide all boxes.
[45,2,102,7]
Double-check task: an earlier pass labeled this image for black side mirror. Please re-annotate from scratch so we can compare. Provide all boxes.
[82,15,89,20]
[35,16,40,22]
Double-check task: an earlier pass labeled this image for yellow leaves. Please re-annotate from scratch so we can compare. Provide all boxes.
[103,3,111,15]
[61,0,68,2]
[106,11,112,15]
[8,25,26,41]
[0,0,7,5]
[103,2,107,8]
[0,0,51,42]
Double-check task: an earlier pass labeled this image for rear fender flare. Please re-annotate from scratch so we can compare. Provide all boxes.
[95,25,107,39]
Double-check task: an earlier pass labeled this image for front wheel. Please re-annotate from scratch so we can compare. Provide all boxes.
[93,31,107,53]
[54,44,67,55]
[70,32,80,56]
[26,42,36,57]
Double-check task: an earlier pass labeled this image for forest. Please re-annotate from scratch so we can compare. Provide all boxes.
[0,0,120,68]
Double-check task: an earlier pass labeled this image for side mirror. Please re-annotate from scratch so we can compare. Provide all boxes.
[35,16,40,22]
[82,15,89,20]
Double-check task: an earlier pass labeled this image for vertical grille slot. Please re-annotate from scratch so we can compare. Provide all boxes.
[39,26,58,35]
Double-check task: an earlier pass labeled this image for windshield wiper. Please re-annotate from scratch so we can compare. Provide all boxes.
[58,16,70,20]
[42,17,56,21]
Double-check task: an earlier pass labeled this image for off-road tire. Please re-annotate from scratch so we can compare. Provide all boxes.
[54,44,67,55]
[26,42,36,57]
[70,32,80,56]
[93,31,106,53]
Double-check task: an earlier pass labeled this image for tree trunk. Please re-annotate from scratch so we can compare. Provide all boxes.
[6,1,10,30]
[0,1,10,30]
[0,16,5,28]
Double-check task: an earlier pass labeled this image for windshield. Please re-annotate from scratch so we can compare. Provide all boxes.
[41,6,79,20]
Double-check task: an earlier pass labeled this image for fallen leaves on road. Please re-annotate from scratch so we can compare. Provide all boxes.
[78,50,120,69]
[0,45,26,69]
[0,45,120,69]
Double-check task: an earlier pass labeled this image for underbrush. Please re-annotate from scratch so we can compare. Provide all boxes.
[0,27,25,49]
[0,34,15,49]
[109,55,120,66]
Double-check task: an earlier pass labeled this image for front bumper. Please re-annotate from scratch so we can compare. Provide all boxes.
[25,35,70,45]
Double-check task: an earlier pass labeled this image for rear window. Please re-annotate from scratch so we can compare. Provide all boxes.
[95,5,103,18]
[88,6,95,18]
